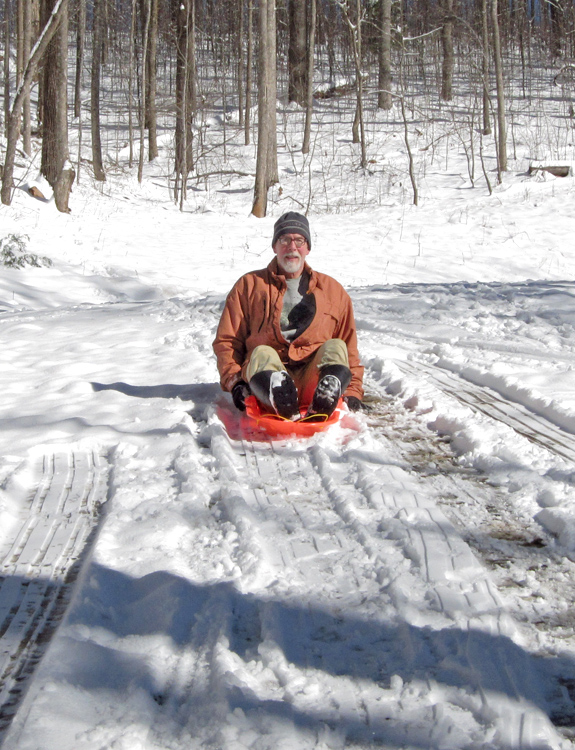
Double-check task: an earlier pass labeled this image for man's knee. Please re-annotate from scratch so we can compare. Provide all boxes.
[318,338,349,368]
[244,346,284,382]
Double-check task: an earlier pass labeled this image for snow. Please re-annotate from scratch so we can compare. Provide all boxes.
[2,88,575,749]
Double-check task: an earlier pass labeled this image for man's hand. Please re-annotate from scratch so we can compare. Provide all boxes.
[231,380,251,411]
[345,396,369,412]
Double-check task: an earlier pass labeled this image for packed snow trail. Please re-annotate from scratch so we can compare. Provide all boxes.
[2,292,575,749]
[0,447,109,740]
[185,407,562,749]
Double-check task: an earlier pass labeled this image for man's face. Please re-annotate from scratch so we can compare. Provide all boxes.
[273,234,310,278]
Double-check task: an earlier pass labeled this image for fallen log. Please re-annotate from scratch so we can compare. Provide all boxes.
[528,165,571,178]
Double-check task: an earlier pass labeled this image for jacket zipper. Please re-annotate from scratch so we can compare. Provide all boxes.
[258,296,267,333]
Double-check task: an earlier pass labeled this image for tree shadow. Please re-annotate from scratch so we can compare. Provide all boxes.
[5,559,575,748]
[54,563,575,745]
[90,380,222,422]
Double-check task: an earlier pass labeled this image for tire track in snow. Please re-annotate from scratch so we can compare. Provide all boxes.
[203,413,564,749]
[395,359,575,463]
[310,444,564,749]
[0,447,109,741]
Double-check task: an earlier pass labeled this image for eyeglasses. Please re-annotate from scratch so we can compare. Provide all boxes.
[278,235,307,248]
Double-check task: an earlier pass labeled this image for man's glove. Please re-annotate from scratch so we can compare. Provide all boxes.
[231,380,251,411]
[345,396,369,412]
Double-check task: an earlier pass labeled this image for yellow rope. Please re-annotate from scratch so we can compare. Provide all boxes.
[256,411,330,424]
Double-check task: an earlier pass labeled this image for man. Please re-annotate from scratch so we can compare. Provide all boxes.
[213,212,365,421]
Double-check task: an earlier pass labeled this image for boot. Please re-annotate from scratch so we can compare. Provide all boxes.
[306,364,352,420]
[249,370,300,420]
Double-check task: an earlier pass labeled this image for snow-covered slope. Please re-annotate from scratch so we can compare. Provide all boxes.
[2,95,575,748]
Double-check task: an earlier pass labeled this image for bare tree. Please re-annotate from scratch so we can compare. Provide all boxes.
[378,0,393,109]
[40,0,75,212]
[237,0,244,127]
[21,0,32,154]
[302,0,317,154]
[145,0,158,160]
[3,0,10,133]
[137,0,151,183]
[338,0,367,167]
[491,0,507,173]
[481,0,491,134]
[16,0,24,82]
[288,0,307,106]
[74,0,86,119]
[174,0,196,204]
[2,0,70,206]
[252,0,278,217]
[440,0,454,101]
[128,0,136,165]
[91,0,106,181]
[244,0,253,146]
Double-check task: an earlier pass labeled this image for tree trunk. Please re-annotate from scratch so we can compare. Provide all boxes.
[74,0,86,119]
[238,0,244,128]
[440,0,454,101]
[187,0,197,127]
[481,0,491,134]
[302,0,316,154]
[342,0,366,167]
[91,0,106,181]
[21,0,32,154]
[137,0,151,183]
[251,0,277,217]
[146,0,158,160]
[550,0,563,58]
[288,0,307,106]
[16,0,24,84]
[491,0,507,174]
[41,0,74,211]
[378,0,392,109]
[244,0,253,145]
[3,0,10,135]
[128,0,136,166]
[175,0,196,203]
[2,0,69,206]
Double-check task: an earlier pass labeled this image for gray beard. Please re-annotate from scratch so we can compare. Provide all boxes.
[279,258,303,275]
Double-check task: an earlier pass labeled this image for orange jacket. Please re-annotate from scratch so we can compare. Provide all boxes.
[213,259,364,399]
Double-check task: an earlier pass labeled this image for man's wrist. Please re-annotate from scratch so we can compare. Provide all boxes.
[226,373,243,392]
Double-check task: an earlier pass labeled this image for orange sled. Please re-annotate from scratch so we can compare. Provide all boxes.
[244,395,343,438]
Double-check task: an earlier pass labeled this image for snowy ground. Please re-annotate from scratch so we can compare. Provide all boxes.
[3,84,575,748]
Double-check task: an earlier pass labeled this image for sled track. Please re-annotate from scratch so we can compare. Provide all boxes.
[198,419,560,748]
[0,447,109,742]
[395,359,575,464]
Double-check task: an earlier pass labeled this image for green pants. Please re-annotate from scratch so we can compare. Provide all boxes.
[244,338,349,406]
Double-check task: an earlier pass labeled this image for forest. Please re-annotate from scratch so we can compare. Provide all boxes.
[1,0,575,216]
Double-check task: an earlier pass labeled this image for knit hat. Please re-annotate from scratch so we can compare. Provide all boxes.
[272,212,311,249]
